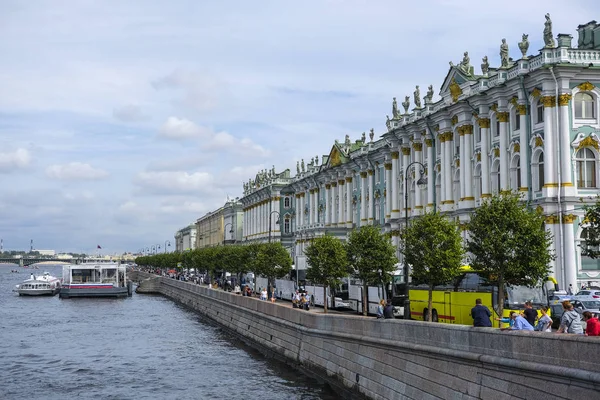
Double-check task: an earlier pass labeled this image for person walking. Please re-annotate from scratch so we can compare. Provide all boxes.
[471,298,492,327]
[523,301,537,328]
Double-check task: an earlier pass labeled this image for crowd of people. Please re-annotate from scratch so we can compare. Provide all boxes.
[471,298,600,336]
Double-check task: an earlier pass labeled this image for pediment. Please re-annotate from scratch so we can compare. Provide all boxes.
[325,143,348,168]
[439,66,471,97]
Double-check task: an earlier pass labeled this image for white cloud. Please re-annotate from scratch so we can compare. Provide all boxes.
[113,104,148,122]
[159,117,211,140]
[205,131,271,158]
[45,162,109,180]
[134,170,214,194]
[153,70,224,112]
[0,148,31,172]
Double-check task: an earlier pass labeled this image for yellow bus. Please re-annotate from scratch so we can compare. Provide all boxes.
[408,267,557,328]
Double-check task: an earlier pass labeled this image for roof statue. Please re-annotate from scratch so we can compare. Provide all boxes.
[425,85,434,104]
[345,134,351,146]
[361,132,366,143]
[500,38,509,68]
[315,155,319,165]
[459,51,473,75]
[301,159,305,172]
[369,128,375,142]
[402,96,410,114]
[271,165,276,176]
[310,157,314,166]
[392,97,399,119]
[544,13,555,48]
[518,34,530,59]
[296,161,300,175]
[413,85,422,109]
[481,56,489,76]
[386,115,391,131]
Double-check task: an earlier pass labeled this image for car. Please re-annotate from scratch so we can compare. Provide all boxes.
[574,289,600,299]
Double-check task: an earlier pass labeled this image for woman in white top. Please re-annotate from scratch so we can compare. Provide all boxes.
[535,305,552,332]
[260,288,268,301]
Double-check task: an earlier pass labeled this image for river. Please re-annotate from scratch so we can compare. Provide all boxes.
[0,264,339,400]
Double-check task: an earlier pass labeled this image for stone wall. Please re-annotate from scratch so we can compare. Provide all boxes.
[132,272,600,400]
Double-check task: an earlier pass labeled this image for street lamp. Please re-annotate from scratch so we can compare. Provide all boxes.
[146,247,150,255]
[403,161,427,320]
[224,223,234,243]
[154,244,161,255]
[164,240,171,253]
[268,211,280,243]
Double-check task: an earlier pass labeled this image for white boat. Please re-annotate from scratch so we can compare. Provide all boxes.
[59,261,132,299]
[14,272,61,296]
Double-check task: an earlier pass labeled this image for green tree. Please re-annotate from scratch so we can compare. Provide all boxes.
[346,225,398,316]
[466,193,554,317]
[580,198,600,258]
[304,235,349,313]
[254,242,292,298]
[402,212,464,322]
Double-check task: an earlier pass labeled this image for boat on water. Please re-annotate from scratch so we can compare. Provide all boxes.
[13,272,62,296]
[60,261,132,299]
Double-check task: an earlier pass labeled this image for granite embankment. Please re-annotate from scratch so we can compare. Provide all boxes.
[132,271,600,400]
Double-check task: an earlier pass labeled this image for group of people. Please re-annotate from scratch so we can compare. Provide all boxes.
[471,298,600,336]
[376,299,395,319]
[292,290,311,310]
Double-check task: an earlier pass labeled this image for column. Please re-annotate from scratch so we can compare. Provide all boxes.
[385,162,392,220]
[308,189,314,225]
[391,152,400,219]
[367,169,374,223]
[413,142,423,212]
[558,94,574,188]
[497,111,510,192]
[314,188,320,223]
[463,125,474,201]
[517,104,529,194]
[337,180,344,227]
[299,193,305,229]
[401,147,410,212]
[360,171,367,225]
[324,184,331,226]
[479,118,491,197]
[542,95,556,190]
[329,182,336,225]
[444,132,453,203]
[425,139,434,208]
[345,176,353,228]
[295,195,300,229]
[563,215,577,290]
[459,127,466,202]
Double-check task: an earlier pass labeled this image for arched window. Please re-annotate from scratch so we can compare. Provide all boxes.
[513,111,521,131]
[580,228,600,270]
[491,161,500,194]
[575,92,595,119]
[284,215,290,233]
[474,164,482,199]
[284,197,290,208]
[576,148,597,188]
[536,101,544,124]
[453,169,460,203]
[435,172,441,209]
[534,152,544,191]
[510,156,521,190]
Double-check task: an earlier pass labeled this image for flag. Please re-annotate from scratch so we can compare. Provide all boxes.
[97,245,102,249]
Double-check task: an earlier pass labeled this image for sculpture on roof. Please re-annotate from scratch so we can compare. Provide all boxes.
[481,56,489,76]
[392,97,399,119]
[271,165,276,176]
[543,13,555,48]
[459,51,471,75]
[369,128,374,142]
[414,86,422,109]
[296,161,300,175]
[301,159,305,172]
[315,155,319,165]
[518,34,529,59]
[425,85,434,104]
[243,182,247,192]
[402,96,410,114]
[361,132,366,143]
[500,38,509,68]
[386,115,391,131]
[344,134,351,146]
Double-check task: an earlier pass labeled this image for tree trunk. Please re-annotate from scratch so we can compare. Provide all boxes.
[362,283,368,316]
[323,286,328,314]
[497,275,505,320]
[428,284,434,322]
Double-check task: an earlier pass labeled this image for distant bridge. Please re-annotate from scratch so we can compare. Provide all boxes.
[0,258,83,267]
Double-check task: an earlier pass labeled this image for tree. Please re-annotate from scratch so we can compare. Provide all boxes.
[346,225,398,315]
[254,242,292,298]
[466,193,554,317]
[304,235,349,313]
[580,198,600,258]
[402,212,464,322]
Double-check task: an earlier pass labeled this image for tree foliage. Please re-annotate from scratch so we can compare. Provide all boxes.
[402,212,464,322]
[580,198,600,259]
[466,193,554,317]
[346,225,398,315]
[253,242,292,296]
[304,234,349,313]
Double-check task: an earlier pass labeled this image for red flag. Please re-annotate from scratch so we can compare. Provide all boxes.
[97,245,102,249]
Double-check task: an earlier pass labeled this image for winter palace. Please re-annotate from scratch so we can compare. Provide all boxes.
[181,17,600,290]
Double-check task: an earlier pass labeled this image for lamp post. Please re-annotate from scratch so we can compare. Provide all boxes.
[164,240,171,253]
[146,247,150,256]
[403,161,427,320]
[268,211,280,243]
[224,223,233,244]
[154,244,161,254]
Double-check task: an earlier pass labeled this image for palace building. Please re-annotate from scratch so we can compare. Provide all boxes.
[232,17,600,289]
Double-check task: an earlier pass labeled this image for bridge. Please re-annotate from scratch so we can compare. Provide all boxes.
[0,258,83,267]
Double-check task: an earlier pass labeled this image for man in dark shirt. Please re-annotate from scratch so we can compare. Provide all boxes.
[471,298,492,327]
[523,301,537,327]
[383,300,394,319]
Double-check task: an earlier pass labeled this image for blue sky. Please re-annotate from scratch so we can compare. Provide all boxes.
[0,0,595,254]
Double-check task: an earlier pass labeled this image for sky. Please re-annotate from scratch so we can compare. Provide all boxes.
[0,0,596,255]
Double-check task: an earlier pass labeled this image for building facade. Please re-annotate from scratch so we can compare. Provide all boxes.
[223,198,244,244]
[174,224,197,252]
[195,207,224,249]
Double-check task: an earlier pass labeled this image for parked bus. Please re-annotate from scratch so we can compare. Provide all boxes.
[408,266,558,327]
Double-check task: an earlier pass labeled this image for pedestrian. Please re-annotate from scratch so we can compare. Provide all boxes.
[534,306,552,332]
[557,301,584,334]
[260,287,268,301]
[582,311,600,336]
[383,299,394,319]
[502,311,534,331]
[567,284,574,295]
[377,299,385,319]
[522,301,537,328]
[471,298,492,327]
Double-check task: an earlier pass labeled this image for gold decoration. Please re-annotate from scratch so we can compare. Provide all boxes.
[494,148,500,157]
[490,103,498,112]
[531,88,542,98]
[541,96,556,107]
[330,147,342,167]
[535,136,544,147]
[451,115,458,125]
[331,182,337,188]
[449,78,462,102]
[496,112,510,122]
[455,159,460,167]
[401,147,411,156]
[558,93,572,106]
[368,169,374,175]
[436,164,441,172]
[545,215,559,224]
[325,183,331,189]
[434,124,440,132]
[338,179,345,185]
[425,139,433,147]
[360,171,368,178]
[391,151,399,159]
[476,153,481,162]
[578,81,595,91]
[576,136,600,151]
[563,214,577,224]
[510,96,518,106]
[516,104,527,115]
[345,176,352,183]
[413,142,423,151]
[478,118,491,128]
[513,143,520,152]
[457,126,464,136]
[384,163,392,170]
[461,124,473,135]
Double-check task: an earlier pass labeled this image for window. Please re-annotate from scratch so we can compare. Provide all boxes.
[491,161,500,194]
[536,103,544,124]
[576,148,597,188]
[511,156,521,190]
[284,217,290,233]
[495,119,500,137]
[580,228,600,270]
[514,112,521,131]
[284,197,290,208]
[474,165,482,199]
[475,126,481,143]
[535,152,545,191]
[575,92,595,119]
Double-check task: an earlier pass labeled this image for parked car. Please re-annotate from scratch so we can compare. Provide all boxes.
[574,289,600,299]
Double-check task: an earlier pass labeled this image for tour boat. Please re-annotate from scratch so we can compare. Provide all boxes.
[59,261,132,298]
[14,272,61,296]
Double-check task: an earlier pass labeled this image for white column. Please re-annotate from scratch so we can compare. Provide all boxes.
[309,189,314,225]
[385,162,392,220]
[299,193,305,229]
[426,139,434,209]
[346,176,353,228]
[391,152,400,219]
[498,111,510,192]
[337,180,344,227]
[459,129,466,202]
[360,171,367,226]
[559,94,573,188]
[542,96,556,191]
[518,105,529,194]
[330,182,336,225]
[463,125,474,201]
[325,184,331,226]
[368,169,374,224]
[413,143,423,212]
[314,188,320,223]
[563,216,577,290]
[295,195,300,229]
[401,147,410,212]
[479,119,491,197]
[444,133,453,203]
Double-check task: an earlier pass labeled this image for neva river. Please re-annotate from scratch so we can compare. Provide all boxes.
[0,264,339,400]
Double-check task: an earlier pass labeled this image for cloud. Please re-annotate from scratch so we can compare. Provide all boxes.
[113,104,148,122]
[45,162,109,180]
[205,131,271,158]
[0,148,31,172]
[159,117,211,140]
[134,170,214,194]
[153,70,224,112]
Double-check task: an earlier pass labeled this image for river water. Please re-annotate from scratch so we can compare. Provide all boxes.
[0,264,339,400]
